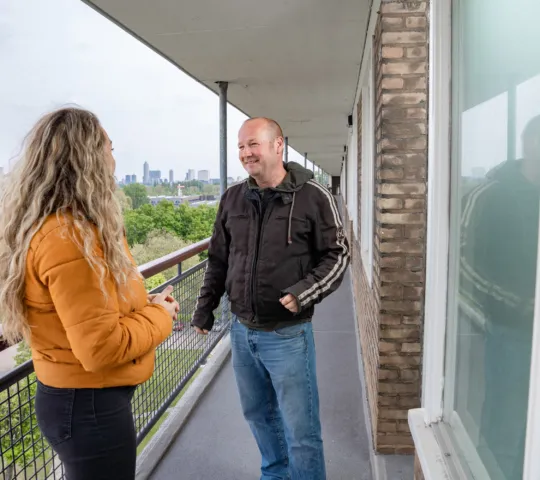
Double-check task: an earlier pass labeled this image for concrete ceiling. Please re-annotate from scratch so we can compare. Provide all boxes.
[82,0,371,175]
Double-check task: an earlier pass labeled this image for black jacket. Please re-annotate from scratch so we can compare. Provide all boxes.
[191,162,350,331]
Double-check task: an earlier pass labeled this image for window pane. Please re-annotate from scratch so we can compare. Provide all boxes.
[446,0,540,478]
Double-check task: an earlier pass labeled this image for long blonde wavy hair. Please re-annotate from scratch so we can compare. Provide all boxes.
[0,107,138,344]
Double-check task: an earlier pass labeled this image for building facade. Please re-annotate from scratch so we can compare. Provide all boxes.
[341,0,540,478]
[197,169,209,182]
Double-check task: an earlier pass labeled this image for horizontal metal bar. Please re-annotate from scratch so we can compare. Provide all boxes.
[148,260,208,294]
[139,238,210,279]
[0,359,34,389]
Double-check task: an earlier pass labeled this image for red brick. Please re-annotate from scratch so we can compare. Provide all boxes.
[406,16,427,28]
[382,16,405,28]
[381,314,403,325]
[400,368,421,380]
[380,182,426,195]
[380,284,403,297]
[406,46,427,58]
[381,270,424,283]
[379,408,409,420]
[382,77,405,90]
[380,326,420,340]
[382,61,426,75]
[380,212,424,225]
[379,422,398,433]
[382,31,426,44]
[381,2,427,14]
[379,365,400,377]
[382,46,405,59]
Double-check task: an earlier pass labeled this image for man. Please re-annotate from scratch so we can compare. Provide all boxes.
[459,115,540,479]
[192,117,349,480]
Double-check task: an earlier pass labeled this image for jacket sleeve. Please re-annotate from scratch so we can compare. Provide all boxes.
[33,227,172,373]
[191,199,230,330]
[459,182,529,316]
[283,184,350,312]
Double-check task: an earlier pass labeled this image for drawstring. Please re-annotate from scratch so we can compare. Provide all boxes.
[287,192,296,245]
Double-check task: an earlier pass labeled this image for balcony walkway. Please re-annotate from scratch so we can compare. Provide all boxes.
[150,270,376,479]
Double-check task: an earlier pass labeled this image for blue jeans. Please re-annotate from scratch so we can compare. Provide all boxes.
[230,316,326,480]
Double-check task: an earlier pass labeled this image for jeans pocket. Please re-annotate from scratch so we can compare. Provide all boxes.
[35,382,75,446]
[274,323,306,338]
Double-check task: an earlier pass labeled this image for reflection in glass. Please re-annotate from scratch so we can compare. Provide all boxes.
[447,1,540,477]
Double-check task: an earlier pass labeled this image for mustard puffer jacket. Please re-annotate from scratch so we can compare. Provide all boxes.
[25,213,172,388]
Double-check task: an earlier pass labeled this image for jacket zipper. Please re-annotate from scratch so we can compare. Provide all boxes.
[250,197,272,320]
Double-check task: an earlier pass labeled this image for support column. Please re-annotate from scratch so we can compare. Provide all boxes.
[284,136,289,163]
[218,81,228,196]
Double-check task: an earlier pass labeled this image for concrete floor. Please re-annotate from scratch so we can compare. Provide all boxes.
[150,272,412,479]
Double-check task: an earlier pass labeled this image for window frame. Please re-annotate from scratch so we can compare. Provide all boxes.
[411,0,540,478]
[360,53,375,283]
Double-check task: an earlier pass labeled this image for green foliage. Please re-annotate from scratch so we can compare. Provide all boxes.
[14,341,31,366]
[0,376,43,475]
[115,188,133,212]
[0,342,44,476]
[131,230,201,285]
[123,183,150,209]
[124,201,217,248]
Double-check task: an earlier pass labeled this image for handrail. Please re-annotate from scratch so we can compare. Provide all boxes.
[138,238,210,278]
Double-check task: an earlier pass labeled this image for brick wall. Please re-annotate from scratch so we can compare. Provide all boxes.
[373,0,428,454]
[350,0,429,456]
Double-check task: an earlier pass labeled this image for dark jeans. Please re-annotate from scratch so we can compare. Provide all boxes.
[35,381,137,480]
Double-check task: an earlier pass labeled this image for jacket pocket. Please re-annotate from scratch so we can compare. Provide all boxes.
[35,382,75,446]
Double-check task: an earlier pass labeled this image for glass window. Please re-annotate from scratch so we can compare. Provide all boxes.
[445,0,540,478]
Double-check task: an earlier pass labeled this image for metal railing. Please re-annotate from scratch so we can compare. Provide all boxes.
[0,238,230,479]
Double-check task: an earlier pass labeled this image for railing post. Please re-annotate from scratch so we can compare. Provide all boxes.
[177,262,182,277]
[218,81,228,197]
[284,136,289,163]
[304,152,307,168]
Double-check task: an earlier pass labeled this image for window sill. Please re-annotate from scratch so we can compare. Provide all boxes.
[408,409,453,480]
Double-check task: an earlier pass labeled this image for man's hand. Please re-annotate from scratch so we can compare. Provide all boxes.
[193,326,209,335]
[280,294,299,313]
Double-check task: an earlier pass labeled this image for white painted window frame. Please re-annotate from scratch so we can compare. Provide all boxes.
[360,52,375,284]
[408,0,453,475]
[410,0,540,478]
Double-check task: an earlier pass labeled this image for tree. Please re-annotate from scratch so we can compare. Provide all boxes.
[123,184,150,209]
[115,188,132,212]
[130,231,200,289]
[124,209,155,246]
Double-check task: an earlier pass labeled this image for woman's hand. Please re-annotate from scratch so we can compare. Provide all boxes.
[149,286,180,321]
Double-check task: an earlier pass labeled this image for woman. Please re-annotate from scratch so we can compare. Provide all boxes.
[0,107,177,479]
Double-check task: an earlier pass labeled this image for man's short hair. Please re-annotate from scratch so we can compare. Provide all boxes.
[244,117,284,140]
[522,115,540,144]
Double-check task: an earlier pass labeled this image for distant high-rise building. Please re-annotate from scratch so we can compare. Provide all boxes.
[143,162,150,184]
[124,175,131,184]
[198,170,210,182]
[131,175,137,184]
[149,170,161,186]
[169,169,174,184]
[187,169,196,181]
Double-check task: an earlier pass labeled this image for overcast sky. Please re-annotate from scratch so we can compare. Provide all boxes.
[0,0,307,182]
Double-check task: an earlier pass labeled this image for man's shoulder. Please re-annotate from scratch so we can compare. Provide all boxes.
[302,180,334,203]
[219,180,247,206]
